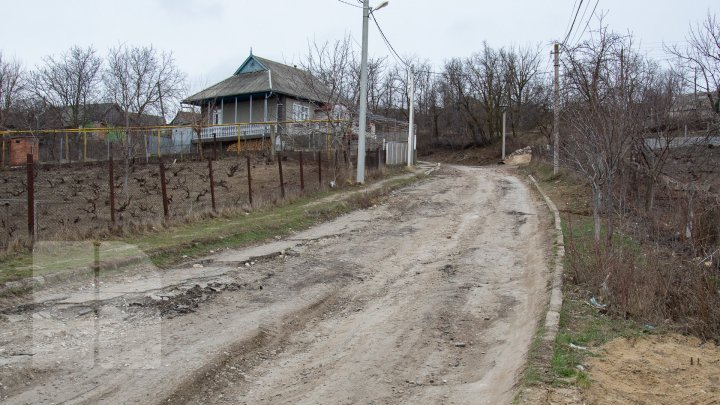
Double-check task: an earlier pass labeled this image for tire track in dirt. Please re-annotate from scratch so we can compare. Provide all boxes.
[0,166,553,405]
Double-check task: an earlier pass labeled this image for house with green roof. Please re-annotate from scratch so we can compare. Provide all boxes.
[182,53,331,144]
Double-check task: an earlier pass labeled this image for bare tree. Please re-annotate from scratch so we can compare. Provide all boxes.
[668,11,720,120]
[0,52,24,130]
[104,44,185,193]
[30,46,103,128]
[105,44,185,129]
[501,45,545,136]
[562,23,656,242]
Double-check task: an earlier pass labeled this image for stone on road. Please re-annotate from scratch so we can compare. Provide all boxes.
[0,166,552,405]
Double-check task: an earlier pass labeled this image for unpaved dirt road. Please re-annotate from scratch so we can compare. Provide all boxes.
[0,165,553,404]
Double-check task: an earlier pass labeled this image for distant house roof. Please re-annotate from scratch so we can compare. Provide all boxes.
[184,54,330,105]
[59,103,165,128]
[171,110,200,126]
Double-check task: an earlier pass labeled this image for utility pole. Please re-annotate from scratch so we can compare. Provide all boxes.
[553,43,560,175]
[407,65,415,167]
[356,0,370,184]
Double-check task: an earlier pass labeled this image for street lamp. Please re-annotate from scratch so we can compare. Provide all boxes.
[356,0,389,184]
[500,104,509,161]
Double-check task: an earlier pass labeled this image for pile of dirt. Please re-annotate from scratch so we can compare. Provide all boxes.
[503,146,532,166]
[585,334,720,404]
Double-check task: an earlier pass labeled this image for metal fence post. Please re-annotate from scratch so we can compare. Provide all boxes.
[1,134,5,169]
[109,148,116,225]
[317,151,322,186]
[299,151,305,191]
[157,129,162,159]
[213,133,218,160]
[65,132,70,163]
[246,155,253,206]
[27,153,35,243]
[208,158,216,212]
[278,153,285,199]
[159,158,169,219]
[83,128,87,162]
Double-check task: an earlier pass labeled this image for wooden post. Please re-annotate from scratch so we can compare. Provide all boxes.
[27,153,35,242]
[236,125,241,155]
[376,147,380,169]
[109,148,116,225]
[246,155,253,206]
[277,153,285,199]
[317,151,322,186]
[208,158,216,211]
[159,158,169,219]
[299,151,305,191]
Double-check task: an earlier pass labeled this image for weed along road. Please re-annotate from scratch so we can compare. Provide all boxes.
[0,165,553,404]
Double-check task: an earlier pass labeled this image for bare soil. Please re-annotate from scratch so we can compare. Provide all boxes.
[585,334,720,404]
[0,165,553,404]
[522,334,720,404]
[0,152,348,250]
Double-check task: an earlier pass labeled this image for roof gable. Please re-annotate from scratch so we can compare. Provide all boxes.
[234,55,268,75]
[184,54,332,105]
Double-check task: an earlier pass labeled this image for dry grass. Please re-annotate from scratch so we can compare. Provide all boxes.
[524,159,720,341]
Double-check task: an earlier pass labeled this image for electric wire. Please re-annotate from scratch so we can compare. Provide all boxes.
[370,11,411,69]
[569,0,600,48]
[561,0,584,46]
[567,0,593,46]
[337,0,363,9]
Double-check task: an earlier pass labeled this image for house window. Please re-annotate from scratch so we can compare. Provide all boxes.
[212,107,223,125]
[292,102,310,121]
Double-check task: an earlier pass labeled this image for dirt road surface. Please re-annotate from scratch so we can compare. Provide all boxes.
[0,165,553,404]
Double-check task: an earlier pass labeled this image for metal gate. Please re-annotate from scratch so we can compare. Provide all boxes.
[385,141,407,165]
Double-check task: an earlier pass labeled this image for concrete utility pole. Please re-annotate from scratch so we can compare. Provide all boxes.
[356,0,371,184]
[553,43,560,175]
[407,66,415,167]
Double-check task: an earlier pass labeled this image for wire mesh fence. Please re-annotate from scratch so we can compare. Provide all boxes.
[0,118,410,251]
[0,118,411,167]
[0,148,390,252]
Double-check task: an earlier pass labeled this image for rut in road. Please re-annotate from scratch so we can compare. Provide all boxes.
[0,166,552,405]
[165,166,552,404]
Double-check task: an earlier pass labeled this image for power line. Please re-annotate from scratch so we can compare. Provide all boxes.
[563,0,580,39]
[337,0,362,8]
[567,0,593,46]
[370,12,411,69]
[562,0,584,46]
[569,0,600,47]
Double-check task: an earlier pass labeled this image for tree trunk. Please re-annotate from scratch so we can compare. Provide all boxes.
[592,182,602,244]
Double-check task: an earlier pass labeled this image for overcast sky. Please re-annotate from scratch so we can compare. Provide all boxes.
[1,0,717,92]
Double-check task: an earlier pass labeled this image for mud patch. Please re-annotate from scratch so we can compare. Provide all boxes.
[150,282,252,318]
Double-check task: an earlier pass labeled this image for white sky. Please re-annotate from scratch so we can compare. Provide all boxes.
[1,0,717,92]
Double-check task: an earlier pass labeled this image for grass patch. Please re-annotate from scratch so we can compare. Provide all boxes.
[550,288,643,387]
